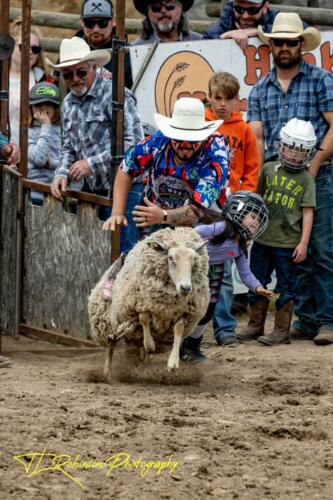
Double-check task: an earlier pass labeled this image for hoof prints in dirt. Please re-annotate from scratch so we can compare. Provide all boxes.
[256,376,329,396]
[256,424,328,441]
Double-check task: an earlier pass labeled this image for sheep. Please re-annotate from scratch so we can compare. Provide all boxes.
[88,227,210,378]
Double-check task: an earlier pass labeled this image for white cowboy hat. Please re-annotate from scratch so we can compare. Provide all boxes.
[47,37,111,69]
[258,13,321,52]
[154,98,222,142]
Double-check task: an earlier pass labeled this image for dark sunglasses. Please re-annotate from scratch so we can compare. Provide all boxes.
[83,18,111,29]
[18,44,42,55]
[233,4,263,16]
[62,69,88,80]
[149,3,177,13]
[171,139,202,147]
[271,38,302,48]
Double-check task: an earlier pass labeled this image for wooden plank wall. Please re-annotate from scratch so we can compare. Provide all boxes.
[23,194,111,339]
[0,168,18,335]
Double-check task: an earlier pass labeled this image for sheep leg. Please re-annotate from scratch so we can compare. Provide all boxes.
[139,312,155,362]
[167,317,184,371]
[103,342,114,380]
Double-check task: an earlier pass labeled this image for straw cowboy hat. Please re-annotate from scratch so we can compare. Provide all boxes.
[134,0,194,15]
[258,12,321,52]
[154,97,222,141]
[47,37,111,69]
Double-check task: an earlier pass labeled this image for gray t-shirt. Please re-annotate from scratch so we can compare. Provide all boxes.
[256,161,316,248]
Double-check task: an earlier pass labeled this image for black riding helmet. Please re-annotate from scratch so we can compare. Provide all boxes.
[223,191,269,240]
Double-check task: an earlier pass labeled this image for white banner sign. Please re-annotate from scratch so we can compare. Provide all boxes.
[130,33,333,129]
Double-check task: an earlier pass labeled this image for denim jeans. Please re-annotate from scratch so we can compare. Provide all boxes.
[293,165,333,334]
[121,182,144,254]
[213,259,237,341]
[248,241,296,310]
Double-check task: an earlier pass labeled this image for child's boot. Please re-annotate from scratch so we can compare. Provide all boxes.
[180,325,207,363]
[257,301,294,346]
[237,298,270,341]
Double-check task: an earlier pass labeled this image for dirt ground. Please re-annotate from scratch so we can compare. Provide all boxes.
[1,313,333,500]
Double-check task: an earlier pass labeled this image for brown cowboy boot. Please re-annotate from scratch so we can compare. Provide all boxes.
[257,301,294,346]
[237,298,270,341]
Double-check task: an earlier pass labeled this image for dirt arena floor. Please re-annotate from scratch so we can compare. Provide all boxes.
[1,313,333,500]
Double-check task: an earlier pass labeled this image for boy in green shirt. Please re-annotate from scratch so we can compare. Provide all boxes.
[238,118,316,345]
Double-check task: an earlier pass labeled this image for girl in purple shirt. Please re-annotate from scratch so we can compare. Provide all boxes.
[181,191,276,363]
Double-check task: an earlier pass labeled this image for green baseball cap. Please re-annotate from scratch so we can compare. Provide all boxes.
[29,82,60,106]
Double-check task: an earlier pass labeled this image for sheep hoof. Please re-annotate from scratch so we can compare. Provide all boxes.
[167,356,179,371]
[144,351,150,364]
[144,337,155,353]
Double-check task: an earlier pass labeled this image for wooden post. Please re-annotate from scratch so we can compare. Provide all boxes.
[110,0,126,263]
[19,0,31,177]
[14,0,31,337]
[0,0,10,136]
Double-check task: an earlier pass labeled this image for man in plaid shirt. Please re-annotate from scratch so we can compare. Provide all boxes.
[50,37,143,199]
[247,13,333,346]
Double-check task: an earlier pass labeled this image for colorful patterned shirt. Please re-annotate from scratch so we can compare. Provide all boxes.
[0,132,8,158]
[121,131,229,209]
[55,75,144,192]
[248,60,333,161]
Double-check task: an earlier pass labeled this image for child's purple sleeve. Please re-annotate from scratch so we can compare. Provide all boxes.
[195,221,226,240]
[235,252,261,292]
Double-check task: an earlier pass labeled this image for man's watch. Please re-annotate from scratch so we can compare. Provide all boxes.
[162,210,168,223]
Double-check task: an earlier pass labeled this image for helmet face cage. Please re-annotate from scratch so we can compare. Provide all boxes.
[279,141,315,172]
[225,193,269,241]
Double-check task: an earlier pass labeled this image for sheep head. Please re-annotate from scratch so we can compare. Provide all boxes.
[147,239,206,296]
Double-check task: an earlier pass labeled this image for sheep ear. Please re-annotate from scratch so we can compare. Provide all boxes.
[193,240,207,253]
[147,241,168,252]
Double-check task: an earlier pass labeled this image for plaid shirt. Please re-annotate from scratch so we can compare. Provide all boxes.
[248,60,333,161]
[56,75,144,191]
[121,131,229,209]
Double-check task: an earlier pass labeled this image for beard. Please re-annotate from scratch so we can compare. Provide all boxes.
[274,50,302,69]
[71,85,88,97]
[156,20,175,34]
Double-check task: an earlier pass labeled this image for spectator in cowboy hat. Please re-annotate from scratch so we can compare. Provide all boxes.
[75,0,133,88]
[49,37,144,252]
[131,0,202,45]
[247,12,333,346]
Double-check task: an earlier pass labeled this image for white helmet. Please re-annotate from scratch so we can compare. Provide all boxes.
[279,118,317,172]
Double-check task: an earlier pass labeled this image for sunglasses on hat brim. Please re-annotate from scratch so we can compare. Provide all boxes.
[233,3,265,16]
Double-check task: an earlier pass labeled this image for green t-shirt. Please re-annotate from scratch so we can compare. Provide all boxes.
[256,162,316,248]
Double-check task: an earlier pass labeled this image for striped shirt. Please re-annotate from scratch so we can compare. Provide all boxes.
[121,131,229,209]
[56,75,144,191]
[247,60,333,161]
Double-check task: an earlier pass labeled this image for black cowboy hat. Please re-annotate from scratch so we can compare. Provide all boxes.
[0,33,15,62]
[134,0,194,15]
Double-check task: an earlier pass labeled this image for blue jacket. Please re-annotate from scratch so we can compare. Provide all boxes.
[203,1,279,39]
